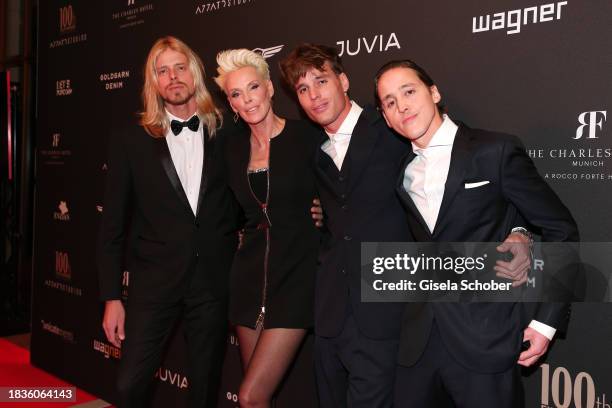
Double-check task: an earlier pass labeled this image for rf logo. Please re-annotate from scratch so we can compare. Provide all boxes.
[52,133,60,147]
[55,251,71,280]
[575,111,607,139]
[59,5,76,32]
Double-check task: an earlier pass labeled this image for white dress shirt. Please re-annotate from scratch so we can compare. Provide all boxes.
[403,115,556,340]
[321,101,363,170]
[165,110,203,215]
[403,115,457,234]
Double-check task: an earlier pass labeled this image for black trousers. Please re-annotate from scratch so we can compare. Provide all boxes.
[315,313,399,408]
[116,286,228,408]
[394,321,524,408]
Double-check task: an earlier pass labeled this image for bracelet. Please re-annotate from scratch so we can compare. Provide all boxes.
[511,227,534,270]
[511,226,533,243]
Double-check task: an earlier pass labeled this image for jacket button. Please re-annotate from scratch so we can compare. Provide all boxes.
[341,269,346,275]
[341,204,348,211]
[338,176,345,182]
[344,235,352,241]
[195,221,200,228]
[340,194,346,200]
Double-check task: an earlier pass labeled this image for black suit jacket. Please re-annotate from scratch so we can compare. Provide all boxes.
[397,123,579,373]
[314,106,413,339]
[97,125,240,303]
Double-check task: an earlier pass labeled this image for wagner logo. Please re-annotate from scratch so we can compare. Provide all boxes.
[100,70,130,91]
[56,79,73,96]
[575,111,607,140]
[155,367,189,389]
[93,339,121,359]
[52,133,60,147]
[540,363,608,408]
[59,5,76,33]
[41,320,75,343]
[472,1,567,35]
[196,0,254,15]
[53,201,70,221]
[55,251,71,280]
[337,32,400,57]
[252,45,283,60]
[128,0,135,5]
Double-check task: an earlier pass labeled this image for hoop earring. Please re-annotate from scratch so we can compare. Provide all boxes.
[233,112,239,123]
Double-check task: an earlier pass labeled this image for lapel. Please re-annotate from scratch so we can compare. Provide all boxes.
[345,109,382,194]
[433,124,472,237]
[195,128,212,218]
[155,136,194,219]
[314,129,338,195]
[395,150,432,239]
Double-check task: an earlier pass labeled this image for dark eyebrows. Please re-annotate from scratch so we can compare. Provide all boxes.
[382,83,417,100]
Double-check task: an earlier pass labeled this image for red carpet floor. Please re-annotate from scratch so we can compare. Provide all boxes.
[0,338,105,407]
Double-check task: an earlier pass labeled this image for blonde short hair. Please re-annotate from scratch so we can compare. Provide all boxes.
[214,49,270,92]
[140,36,222,138]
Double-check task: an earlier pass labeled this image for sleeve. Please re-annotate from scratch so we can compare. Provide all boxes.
[499,134,579,332]
[500,135,579,242]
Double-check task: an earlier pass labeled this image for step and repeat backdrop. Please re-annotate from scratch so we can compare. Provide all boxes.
[31,0,611,406]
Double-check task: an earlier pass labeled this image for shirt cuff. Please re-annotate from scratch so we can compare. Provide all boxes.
[528,320,556,340]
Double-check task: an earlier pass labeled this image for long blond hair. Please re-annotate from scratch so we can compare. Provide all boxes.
[140,36,222,138]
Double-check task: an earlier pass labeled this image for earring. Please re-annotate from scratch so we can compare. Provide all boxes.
[233,112,239,123]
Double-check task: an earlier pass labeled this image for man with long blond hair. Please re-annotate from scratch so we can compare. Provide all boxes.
[98,36,240,407]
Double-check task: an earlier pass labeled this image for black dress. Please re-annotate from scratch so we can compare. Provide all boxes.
[226,119,320,329]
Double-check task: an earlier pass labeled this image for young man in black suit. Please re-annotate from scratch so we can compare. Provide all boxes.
[97,36,239,408]
[279,45,531,408]
[375,60,579,407]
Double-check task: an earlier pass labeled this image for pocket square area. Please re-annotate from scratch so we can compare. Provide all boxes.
[464,181,490,189]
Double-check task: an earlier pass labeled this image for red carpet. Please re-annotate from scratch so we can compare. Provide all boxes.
[0,338,103,407]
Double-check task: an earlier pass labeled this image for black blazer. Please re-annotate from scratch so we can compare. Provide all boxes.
[314,106,413,339]
[97,125,240,303]
[397,123,579,373]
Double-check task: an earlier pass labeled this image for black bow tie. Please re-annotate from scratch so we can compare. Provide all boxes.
[170,115,200,136]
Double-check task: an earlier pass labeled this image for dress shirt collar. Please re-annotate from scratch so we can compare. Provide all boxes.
[325,100,363,139]
[165,109,200,137]
[412,114,458,154]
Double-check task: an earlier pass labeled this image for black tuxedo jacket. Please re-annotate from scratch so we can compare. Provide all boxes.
[314,106,413,339]
[97,125,240,303]
[396,123,579,373]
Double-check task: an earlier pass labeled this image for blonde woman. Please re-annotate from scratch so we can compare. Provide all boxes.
[215,49,319,407]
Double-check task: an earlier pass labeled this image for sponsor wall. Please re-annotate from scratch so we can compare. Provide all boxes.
[31,0,611,406]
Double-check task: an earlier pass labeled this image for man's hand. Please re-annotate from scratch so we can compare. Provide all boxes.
[103,300,126,347]
[518,327,550,367]
[495,232,531,287]
[311,198,324,228]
